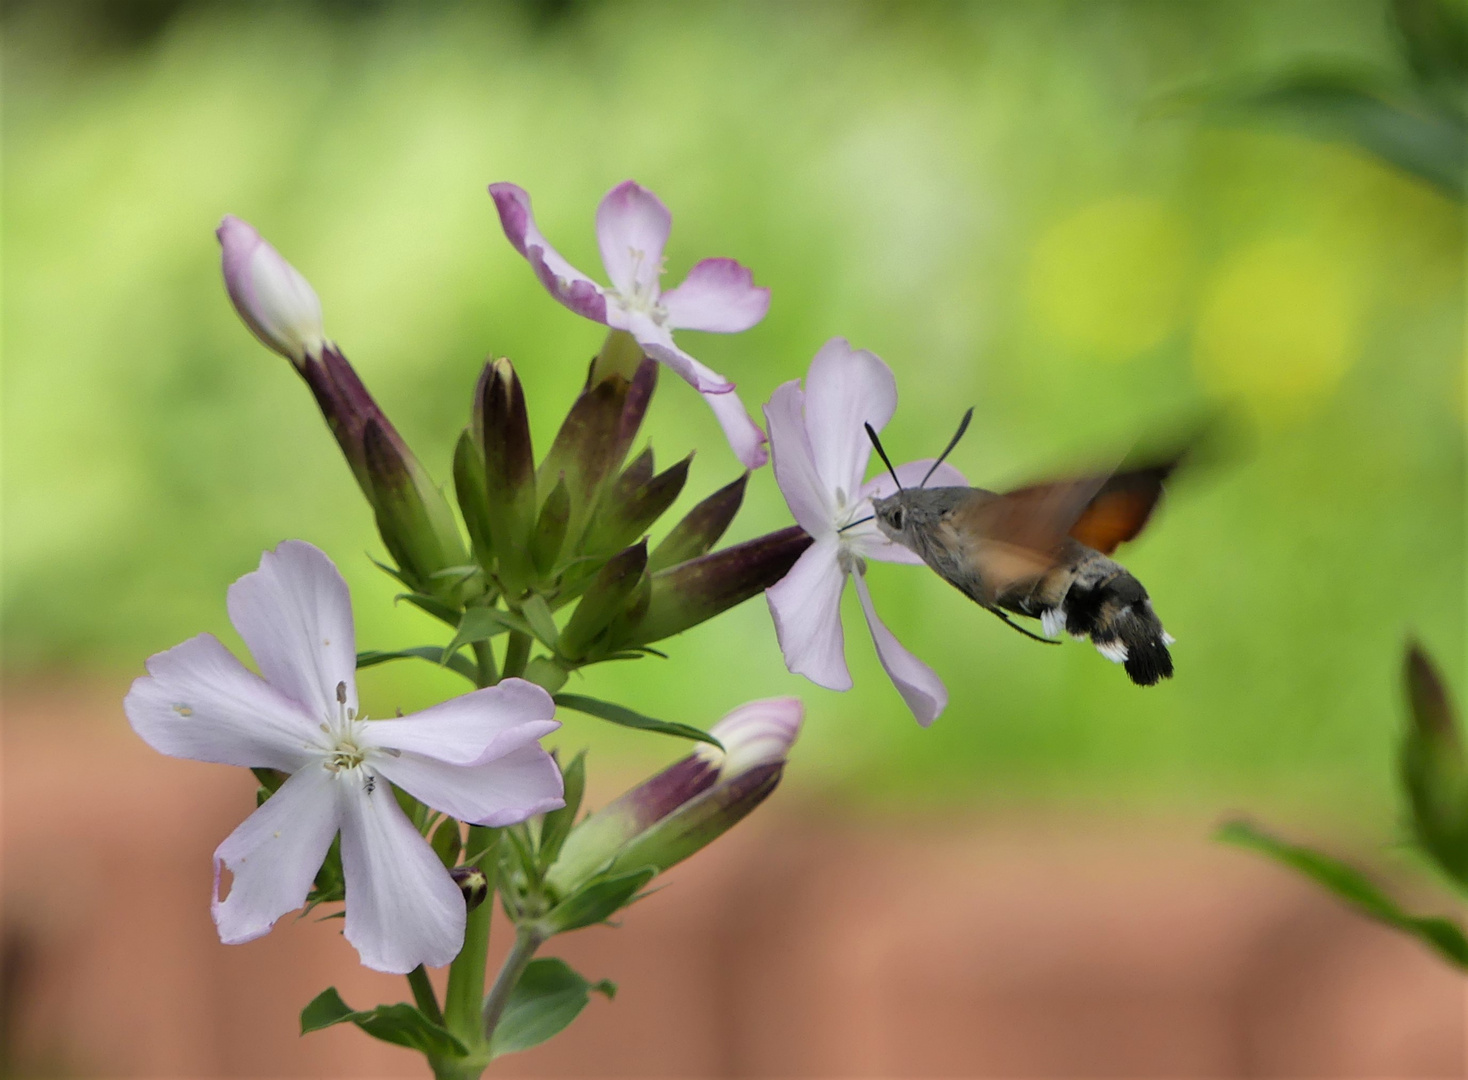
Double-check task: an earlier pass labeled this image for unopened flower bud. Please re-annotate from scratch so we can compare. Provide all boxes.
[614,526,812,648]
[217,215,327,368]
[559,541,648,660]
[545,697,802,896]
[648,473,748,573]
[472,358,538,593]
[449,865,490,912]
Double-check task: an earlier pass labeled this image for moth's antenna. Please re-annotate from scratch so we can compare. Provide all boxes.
[864,422,903,491]
[921,407,973,488]
[837,515,875,533]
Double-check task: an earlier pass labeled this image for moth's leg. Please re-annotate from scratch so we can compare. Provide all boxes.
[989,607,1061,645]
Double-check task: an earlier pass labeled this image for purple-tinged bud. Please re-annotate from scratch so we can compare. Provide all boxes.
[217,215,327,368]
[449,865,490,912]
[545,698,802,895]
[472,358,538,594]
[614,526,812,647]
[584,452,692,558]
[538,354,659,549]
[647,473,748,573]
[559,541,648,661]
[1401,643,1468,886]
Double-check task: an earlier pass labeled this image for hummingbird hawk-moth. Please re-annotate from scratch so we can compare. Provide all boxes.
[862,410,1177,686]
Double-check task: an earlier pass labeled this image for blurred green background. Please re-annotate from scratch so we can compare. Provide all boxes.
[4,0,1463,829]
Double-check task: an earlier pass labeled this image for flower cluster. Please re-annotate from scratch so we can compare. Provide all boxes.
[130,177,959,1073]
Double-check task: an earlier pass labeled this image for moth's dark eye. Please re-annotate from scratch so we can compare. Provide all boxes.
[890,507,905,530]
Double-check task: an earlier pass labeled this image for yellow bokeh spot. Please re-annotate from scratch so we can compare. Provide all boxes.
[1193,237,1360,410]
[1027,196,1190,361]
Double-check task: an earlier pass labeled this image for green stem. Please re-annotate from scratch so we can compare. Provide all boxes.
[442,826,500,1047]
[406,965,445,1027]
[471,638,498,686]
[481,926,544,1043]
[502,630,532,680]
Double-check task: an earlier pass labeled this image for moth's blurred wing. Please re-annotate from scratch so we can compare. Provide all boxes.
[1067,462,1177,555]
[963,476,1108,554]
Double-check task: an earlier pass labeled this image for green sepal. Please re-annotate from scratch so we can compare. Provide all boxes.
[559,541,648,660]
[532,475,572,579]
[1216,819,1468,968]
[553,693,722,749]
[540,867,656,935]
[300,987,469,1058]
[432,816,463,868]
[356,646,478,685]
[487,958,616,1059]
[362,420,470,600]
[647,472,748,573]
[453,429,496,572]
[538,751,586,869]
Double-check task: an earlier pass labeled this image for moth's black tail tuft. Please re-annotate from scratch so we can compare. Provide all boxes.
[1064,570,1173,687]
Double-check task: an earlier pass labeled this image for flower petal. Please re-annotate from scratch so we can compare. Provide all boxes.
[364,678,559,766]
[376,742,564,827]
[849,457,971,565]
[859,458,969,501]
[124,634,321,771]
[763,380,831,536]
[707,697,803,774]
[662,258,770,333]
[596,181,672,298]
[851,571,947,726]
[212,764,341,945]
[489,183,609,323]
[216,215,327,366]
[804,338,897,502]
[628,314,734,393]
[766,538,851,691]
[702,385,769,469]
[339,779,466,973]
[226,540,359,723]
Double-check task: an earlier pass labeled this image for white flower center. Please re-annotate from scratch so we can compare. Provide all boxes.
[610,248,667,320]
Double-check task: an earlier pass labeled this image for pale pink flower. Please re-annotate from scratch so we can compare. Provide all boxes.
[124,541,563,973]
[489,180,770,468]
[764,339,964,726]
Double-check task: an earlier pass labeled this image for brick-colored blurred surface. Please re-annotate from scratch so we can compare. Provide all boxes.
[3,684,1464,1078]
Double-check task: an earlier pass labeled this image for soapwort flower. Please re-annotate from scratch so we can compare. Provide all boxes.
[123,541,563,974]
[489,180,770,468]
[763,338,964,726]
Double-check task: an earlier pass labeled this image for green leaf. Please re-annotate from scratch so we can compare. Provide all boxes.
[442,606,521,658]
[1216,820,1468,968]
[488,959,615,1058]
[300,987,469,1058]
[1216,70,1467,197]
[395,591,463,628]
[553,694,722,749]
[431,816,463,869]
[356,647,478,684]
[542,866,656,935]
